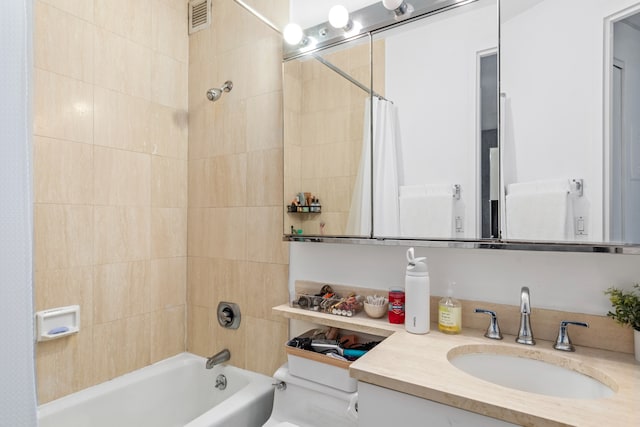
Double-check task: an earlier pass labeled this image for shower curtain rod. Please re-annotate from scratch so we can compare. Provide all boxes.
[311,54,392,103]
[232,0,281,33]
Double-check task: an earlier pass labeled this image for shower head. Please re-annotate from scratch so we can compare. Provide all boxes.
[206,88,222,102]
[206,80,233,102]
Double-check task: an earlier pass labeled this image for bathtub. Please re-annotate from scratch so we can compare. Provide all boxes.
[38,352,274,427]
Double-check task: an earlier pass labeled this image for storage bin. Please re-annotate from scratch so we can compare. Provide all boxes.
[285,328,384,392]
[285,343,357,392]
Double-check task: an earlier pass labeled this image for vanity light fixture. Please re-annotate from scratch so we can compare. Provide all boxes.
[382,0,413,17]
[328,5,354,32]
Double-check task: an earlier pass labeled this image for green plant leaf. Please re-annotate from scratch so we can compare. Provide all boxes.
[605,284,640,330]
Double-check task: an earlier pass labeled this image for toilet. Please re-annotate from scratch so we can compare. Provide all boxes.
[262,364,358,427]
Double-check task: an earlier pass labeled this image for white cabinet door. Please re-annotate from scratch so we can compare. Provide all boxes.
[357,381,518,427]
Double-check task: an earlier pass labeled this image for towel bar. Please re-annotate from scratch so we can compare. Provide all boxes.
[453,184,461,200]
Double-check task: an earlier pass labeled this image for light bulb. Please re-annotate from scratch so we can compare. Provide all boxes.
[382,0,404,10]
[328,5,350,29]
[382,0,411,17]
[283,23,303,45]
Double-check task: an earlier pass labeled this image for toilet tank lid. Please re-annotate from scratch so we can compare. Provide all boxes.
[273,363,357,399]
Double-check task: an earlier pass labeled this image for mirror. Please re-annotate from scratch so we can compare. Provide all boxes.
[283,0,499,239]
[370,0,498,239]
[500,0,640,244]
[283,36,372,237]
[239,0,640,251]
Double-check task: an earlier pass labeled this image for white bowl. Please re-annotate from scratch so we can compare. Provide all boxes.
[364,301,388,318]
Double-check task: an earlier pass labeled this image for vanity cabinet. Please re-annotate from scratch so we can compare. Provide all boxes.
[357,381,517,427]
[273,303,517,426]
[273,293,639,427]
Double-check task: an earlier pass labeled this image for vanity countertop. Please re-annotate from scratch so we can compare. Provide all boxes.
[349,327,639,427]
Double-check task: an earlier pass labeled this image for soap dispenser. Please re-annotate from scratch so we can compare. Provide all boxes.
[438,282,462,334]
[404,247,430,334]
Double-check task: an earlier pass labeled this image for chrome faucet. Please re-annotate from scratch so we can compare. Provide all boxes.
[206,349,230,369]
[474,308,503,340]
[516,287,535,345]
[553,321,588,352]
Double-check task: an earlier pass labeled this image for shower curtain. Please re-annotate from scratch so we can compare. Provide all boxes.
[346,97,401,236]
[0,0,38,424]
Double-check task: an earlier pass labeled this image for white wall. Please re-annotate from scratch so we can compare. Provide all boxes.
[384,0,497,237]
[501,0,640,242]
[289,242,640,316]
[0,0,37,425]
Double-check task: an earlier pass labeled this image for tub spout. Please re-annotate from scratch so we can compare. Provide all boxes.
[206,349,230,369]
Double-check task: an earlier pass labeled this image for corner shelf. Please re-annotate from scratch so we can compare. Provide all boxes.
[286,206,322,214]
[272,304,403,337]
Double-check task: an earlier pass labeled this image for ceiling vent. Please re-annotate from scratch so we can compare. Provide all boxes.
[189,0,211,34]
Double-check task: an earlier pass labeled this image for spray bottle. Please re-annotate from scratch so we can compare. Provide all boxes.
[404,247,430,334]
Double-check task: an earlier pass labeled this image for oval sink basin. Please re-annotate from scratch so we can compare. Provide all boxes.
[448,345,616,399]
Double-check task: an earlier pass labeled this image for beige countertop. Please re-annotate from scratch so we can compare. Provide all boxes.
[349,326,640,427]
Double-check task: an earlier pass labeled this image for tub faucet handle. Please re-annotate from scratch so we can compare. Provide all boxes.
[553,320,589,352]
[474,308,503,340]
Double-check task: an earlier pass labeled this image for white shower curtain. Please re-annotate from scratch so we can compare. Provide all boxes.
[0,0,38,424]
[346,97,401,236]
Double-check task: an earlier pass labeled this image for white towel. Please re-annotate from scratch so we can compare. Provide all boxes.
[399,185,454,238]
[507,179,570,195]
[506,182,570,241]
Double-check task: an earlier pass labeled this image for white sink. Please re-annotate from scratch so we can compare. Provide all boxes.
[448,345,616,399]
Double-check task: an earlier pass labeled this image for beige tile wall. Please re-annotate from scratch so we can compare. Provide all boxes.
[283,40,385,236]
[33,0,188,403]
[187,0,289,376]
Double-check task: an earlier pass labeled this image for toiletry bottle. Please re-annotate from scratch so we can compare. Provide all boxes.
[438,282,462,334]
[404,247,430,334]
[388,288,405,324]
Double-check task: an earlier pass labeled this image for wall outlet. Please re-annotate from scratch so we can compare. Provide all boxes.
[575,216,587,236]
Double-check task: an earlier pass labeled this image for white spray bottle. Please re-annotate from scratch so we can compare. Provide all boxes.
[404,247,430,334]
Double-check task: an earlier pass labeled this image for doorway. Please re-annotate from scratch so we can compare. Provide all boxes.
[611,12,640,243]
[478,51,499,239]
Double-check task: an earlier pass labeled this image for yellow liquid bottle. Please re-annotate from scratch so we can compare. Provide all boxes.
[438,282,461,334]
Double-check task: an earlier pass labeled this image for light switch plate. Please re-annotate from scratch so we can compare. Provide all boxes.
[575,216,587,235]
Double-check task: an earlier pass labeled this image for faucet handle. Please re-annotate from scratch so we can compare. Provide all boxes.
[553,320,589,352]
[474,308,503,340]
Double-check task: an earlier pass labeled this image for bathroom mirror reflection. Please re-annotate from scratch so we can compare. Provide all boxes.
[283,0,499,240]
[500,0,640,245]
[369,0,498,239]
[283,36,372,237]
[276,0,640,249]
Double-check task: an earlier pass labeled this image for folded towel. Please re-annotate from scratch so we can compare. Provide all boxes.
[400,184,453,197]
[506,190,569,241]
[399,185,454,238]
[507,179,570,195]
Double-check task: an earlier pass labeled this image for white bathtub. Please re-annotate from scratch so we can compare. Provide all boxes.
[38,353,274,427]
